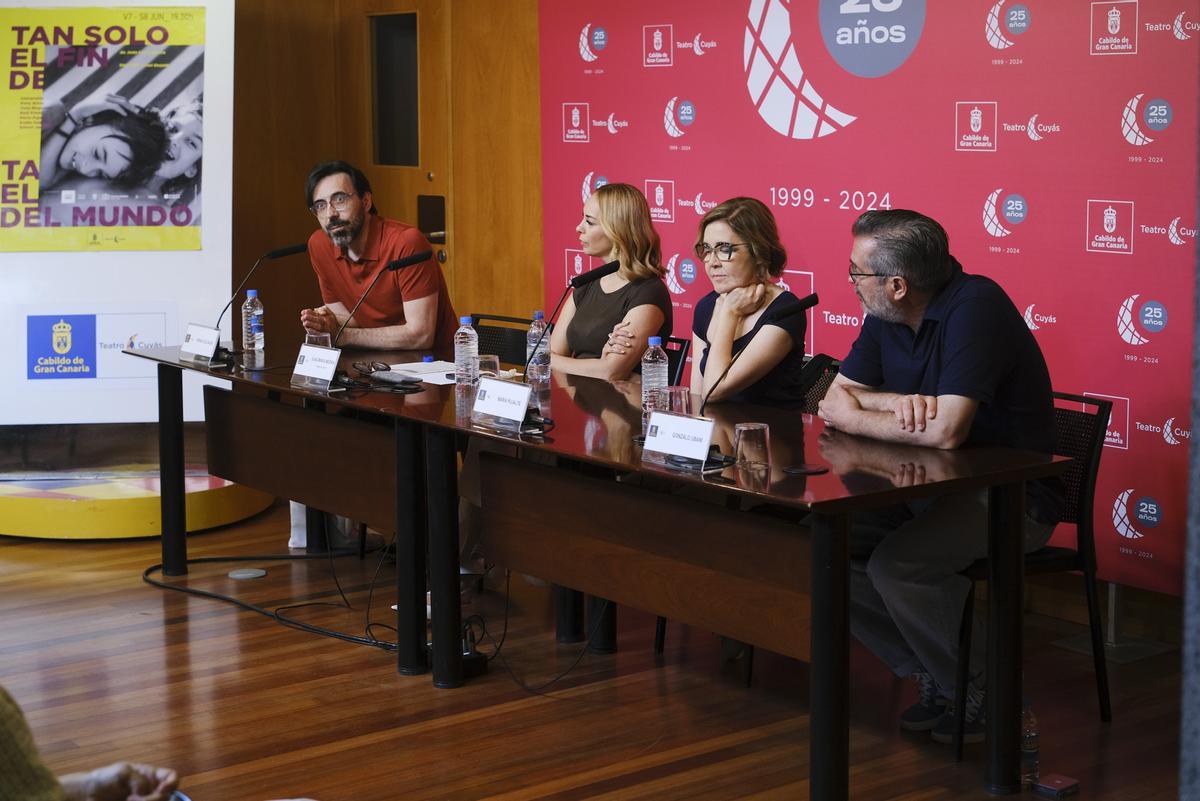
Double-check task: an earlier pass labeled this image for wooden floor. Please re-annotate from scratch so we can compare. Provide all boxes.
[0,501,1181,801]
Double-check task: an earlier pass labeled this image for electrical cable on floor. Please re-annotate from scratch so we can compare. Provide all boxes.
[471,579,612,697]
[142,542,398,652]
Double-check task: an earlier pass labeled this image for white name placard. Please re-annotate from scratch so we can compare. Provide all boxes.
[471,376,532,430]
[643,411,715,463]
[179,323,221,361]
[290,344,341,388]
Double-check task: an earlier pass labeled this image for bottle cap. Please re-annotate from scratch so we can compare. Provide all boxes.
[533,310,544,320]
[460,316,473,325]
[423,355,434,362]
[246,289,258,298]
[648,336,662,346]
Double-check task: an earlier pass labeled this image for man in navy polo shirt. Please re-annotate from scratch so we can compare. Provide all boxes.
[817,209,1062,744]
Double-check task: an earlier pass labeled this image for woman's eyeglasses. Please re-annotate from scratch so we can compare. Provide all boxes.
[694,242,749,262]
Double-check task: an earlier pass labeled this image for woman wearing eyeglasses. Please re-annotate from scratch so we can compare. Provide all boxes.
[609,197,808,407]
[550,183,672,380]
[690,197,810,406]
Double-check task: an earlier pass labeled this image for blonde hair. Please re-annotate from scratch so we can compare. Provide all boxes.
[593,183,663,281]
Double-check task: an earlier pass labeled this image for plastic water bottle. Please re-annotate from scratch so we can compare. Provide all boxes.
[241,290,264,351]
[453,316,479,386]
[1020,699,1040,786]
[526,310,550,381]
[641,335,669,411]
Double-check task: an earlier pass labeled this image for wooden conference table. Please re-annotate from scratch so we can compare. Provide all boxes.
[129,342,1068,800]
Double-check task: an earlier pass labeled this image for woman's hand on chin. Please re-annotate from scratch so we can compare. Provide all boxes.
[721,283,767,317]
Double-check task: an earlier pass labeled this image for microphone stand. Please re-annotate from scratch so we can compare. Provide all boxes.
[211,243,307,362]
[698,291,819,416]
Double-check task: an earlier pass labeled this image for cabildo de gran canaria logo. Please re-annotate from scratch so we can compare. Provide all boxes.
[27,314,97,380]
[1112,489,1162,540]
[743,0,925,140]
[985,1,1031,49]
[1116,293,1167,346]
[982,188,1028,238]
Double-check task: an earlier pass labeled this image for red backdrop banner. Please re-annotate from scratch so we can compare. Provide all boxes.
[539,0,1198,596]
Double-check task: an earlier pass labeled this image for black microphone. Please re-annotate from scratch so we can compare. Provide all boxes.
[569,260,620,289]
[699,292,818,416]
[212,243,308,358]
[263,242,308,260]
[331,250,432,347]
[523,261,623,376]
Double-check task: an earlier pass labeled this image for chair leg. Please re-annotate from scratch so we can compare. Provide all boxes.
[357,523,367,560]
[654,616,667,654]
[1083,570,1113,722]
[953,581,976,763]
[743,645,755,688]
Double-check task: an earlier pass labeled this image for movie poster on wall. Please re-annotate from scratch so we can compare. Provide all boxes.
[539,0,1198,596]
[0,6,204,251]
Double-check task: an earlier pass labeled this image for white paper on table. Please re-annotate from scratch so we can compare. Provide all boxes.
[390,359,455,374]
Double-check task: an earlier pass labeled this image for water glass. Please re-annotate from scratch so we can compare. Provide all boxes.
[734,422,771,468]
[305,332,332,348]
[478,354,500,378]
[662,386,692,416]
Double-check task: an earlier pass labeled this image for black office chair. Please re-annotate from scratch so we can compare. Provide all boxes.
[951,391,1112,760]
[664,336,691,386]
[470,313,532,366]
[799,354,840,414]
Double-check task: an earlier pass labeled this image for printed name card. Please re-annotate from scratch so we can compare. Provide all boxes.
[642,411,715,466]
[179,323,221,362]
[471,376,533,432]
[290,344,340,389]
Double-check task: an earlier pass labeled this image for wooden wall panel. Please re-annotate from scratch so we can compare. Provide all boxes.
[449,0,543,319]
[232,0,339,347]
[230,1,543,340]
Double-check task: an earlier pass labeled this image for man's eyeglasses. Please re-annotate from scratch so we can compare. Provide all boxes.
[352,361,390,376]
[848,267,889,282]
[310,192,355,217]
[694,242,749,262]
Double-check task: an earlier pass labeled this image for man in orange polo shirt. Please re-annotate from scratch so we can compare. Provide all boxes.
[299,160,457,359]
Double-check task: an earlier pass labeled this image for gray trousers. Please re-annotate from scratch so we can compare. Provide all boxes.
[848,489,1054,698]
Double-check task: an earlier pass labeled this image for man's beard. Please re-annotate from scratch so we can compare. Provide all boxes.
[325,212,362,249]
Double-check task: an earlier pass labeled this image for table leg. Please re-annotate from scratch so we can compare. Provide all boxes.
[810,512,850,801]
[157,363,187,576]
[425,426,463,688]
[986,482,1024,794]
[395,420,427,675]
[302,398,330,554]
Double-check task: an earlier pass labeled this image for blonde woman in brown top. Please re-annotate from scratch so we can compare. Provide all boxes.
[550,183,673,381]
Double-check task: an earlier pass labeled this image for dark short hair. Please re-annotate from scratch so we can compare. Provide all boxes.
[79,109,168,189]
[851,209,951,292]
[696,196,787,278]
[304,160,376,214]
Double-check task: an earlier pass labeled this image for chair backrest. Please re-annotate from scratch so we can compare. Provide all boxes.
[799,354,840,414]
[1051,391,1112,566]
[664,336,690,387]
[470,313,531,366]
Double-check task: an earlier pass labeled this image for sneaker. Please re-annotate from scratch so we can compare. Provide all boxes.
[931,684,986,744]
[899,671,947,731]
